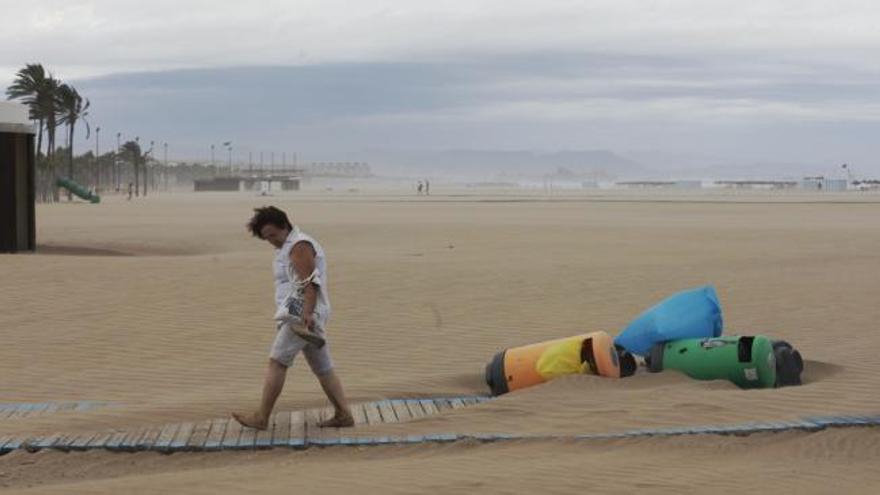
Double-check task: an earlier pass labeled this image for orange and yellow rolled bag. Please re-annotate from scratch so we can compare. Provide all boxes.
[485,331,623,396]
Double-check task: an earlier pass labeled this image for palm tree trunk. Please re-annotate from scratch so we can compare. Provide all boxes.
[134,161,140,197]
[36,119,44,157]
[67,123,75,201]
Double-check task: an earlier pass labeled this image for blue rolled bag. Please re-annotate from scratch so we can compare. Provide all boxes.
[614,285,723,356]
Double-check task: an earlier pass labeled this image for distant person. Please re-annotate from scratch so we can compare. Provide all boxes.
[233,206,354,429]
[417,181,423,195]
[425,179,430,196]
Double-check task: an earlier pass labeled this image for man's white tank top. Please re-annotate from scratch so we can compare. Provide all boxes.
[273,226,331,322]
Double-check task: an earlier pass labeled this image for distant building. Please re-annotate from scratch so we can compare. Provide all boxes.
[715,180,797,190]
[193,176,300,192]
[800,177,847,192]
[616,181,676,188]
[675,180,702,189]
[194,177,241,191]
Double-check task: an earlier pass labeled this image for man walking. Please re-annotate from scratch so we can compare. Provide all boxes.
[233,206,354,429]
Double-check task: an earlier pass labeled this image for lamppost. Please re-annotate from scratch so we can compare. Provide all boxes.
[223,141,232,175]
[94,126,100,191]
[146,140,154,196]
[163,142,168,191]
[115,132,122,191]
[135,136,140,197]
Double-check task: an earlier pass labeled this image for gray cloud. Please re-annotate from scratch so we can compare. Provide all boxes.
[4,2,880,175]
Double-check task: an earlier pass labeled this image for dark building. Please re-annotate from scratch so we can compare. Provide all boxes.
[0,103,36,253]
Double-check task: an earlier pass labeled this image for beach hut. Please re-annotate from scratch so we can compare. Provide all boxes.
[0,102,36,253]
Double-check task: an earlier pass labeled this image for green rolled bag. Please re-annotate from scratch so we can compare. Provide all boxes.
[646,335,803,389]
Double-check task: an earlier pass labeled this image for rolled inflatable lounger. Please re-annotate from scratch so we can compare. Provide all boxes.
[646,335,779,389]
[485,331,622,396]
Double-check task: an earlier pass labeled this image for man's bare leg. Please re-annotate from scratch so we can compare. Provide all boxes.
[316,369,354,427]
[232,358,287,430]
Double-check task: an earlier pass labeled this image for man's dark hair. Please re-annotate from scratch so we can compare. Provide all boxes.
[247,206,293,238]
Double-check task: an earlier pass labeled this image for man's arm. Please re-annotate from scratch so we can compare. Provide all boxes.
[290,241,318,329]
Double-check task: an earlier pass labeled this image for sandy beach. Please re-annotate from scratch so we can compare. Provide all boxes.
[1,188,879,493]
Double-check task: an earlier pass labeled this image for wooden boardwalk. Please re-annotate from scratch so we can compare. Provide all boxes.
[1,397,877,454]
[0,396,490,454]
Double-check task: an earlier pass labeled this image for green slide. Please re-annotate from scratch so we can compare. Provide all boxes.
[56,177,100,204]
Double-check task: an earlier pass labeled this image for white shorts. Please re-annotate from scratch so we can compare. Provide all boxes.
[269,318,334,374]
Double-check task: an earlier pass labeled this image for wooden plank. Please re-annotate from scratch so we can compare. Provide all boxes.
[154,423,180,451]
[202,418,228,451]
[86,431,115,449]
[54,433,78,451]
[119,427,146,450]
[8,404,32,419]
[255,415,275,449]
[390,400,411,423]
[338,404,368,445]
[448,398,466,409]
[363,402,383,425]
[433,398,453,411]
[68,431,98,450]
[220,418,243,449]
[186,419,214,451]
[169,422,195,450]
[29,432,64,450]
[271,410,291,447]
[322,407,344,446]
[104,430,128,450]
[420,399,440,416]
[351,403,368,426]
[305,408,323,445]
[137,427,163,450]
[288,410,306,448]
[405,400,426,420]
[237,424,257,450]
[27,403,49,417]
[2,436,25,452]
[376,401,397,423]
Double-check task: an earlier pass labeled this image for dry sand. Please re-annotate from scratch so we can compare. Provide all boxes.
[1,188,879,493]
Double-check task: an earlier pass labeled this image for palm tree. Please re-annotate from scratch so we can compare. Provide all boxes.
[43,76,62,161]
[120,140,143,196]
[57,84,90,199]
[5,63,51,156]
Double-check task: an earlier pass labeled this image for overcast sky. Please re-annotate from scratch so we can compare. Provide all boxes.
[3,1,880,174]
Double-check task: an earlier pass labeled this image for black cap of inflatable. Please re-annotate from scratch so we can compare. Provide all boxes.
[485,350,509,396]
[615,345,637,378]
[772,340,804,387]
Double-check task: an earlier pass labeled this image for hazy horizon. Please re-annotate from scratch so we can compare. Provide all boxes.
[3,1,880,177]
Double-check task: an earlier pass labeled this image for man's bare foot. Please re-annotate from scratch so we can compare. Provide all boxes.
[292,327,326,348]
[318,413,355,428]
[232,411,268,430]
